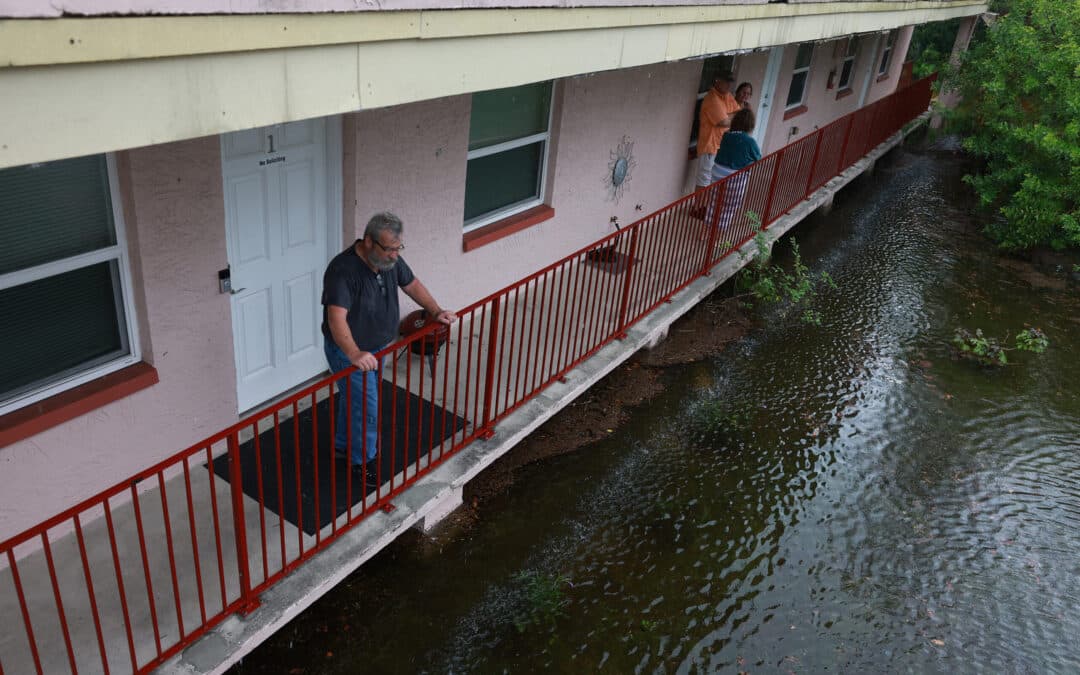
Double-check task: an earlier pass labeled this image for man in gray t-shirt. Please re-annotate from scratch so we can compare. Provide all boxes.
[321,212,455,489]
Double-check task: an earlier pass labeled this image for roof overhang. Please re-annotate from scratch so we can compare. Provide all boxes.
[0,1,986,169]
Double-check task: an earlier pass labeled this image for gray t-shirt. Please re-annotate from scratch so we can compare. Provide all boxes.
[321,244,415,352]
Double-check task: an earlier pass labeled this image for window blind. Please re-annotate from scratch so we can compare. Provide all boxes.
[0,155,117,276]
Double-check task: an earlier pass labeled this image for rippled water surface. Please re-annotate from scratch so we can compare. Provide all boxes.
[235,145,1080,674]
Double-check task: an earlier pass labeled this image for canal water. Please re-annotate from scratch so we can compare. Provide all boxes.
[233,143,1080,674]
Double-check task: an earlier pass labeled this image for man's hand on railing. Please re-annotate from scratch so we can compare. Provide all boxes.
[350,351,380,371]
[433,310,457,325]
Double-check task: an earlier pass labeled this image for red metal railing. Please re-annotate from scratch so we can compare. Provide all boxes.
[0,75,933,675]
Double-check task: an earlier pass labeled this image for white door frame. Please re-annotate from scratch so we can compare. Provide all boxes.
[753,46,785,153]
[326,116,344,265]
[222,114,343,414]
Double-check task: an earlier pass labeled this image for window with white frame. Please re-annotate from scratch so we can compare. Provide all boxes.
[878,30,898,76]
[785,43,815,109]
[464,81,553,229]
[688,54,737,147]
[838,38,859,90]
[0,154,139,414]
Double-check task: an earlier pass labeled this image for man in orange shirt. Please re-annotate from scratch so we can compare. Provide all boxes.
[695,71,742,189]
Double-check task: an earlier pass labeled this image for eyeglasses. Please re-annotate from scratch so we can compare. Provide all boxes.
[372,239,405,254]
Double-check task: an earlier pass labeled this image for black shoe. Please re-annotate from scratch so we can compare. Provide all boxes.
[350,462,380,489]
[362,462,380,490]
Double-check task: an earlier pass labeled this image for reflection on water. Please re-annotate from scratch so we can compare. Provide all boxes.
[235,145,1080,674]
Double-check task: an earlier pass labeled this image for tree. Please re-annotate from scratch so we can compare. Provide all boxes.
[909,18,964,79]
[948,0,1080,250]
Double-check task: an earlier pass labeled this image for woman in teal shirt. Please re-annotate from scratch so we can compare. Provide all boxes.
[709,108,761,230]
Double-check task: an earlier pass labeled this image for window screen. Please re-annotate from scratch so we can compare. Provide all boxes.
[0,155,117,275]
[786,44,814,108]
[838,38,859,90]
[0,262,128,401]
[465,82,553,228]
[0,154,134,408]
[469,83,552,151]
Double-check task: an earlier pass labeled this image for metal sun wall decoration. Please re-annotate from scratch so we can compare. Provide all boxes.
[604,135,637,203]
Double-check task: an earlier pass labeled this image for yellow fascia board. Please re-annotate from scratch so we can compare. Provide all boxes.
[0,1,987,169]
[0,13,420,68]
[2,1,985,68]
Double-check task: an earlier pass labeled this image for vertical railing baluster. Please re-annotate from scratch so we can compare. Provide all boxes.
[74,514,111,674]
[615,225,641,334]
[837,114,854,173]
[41,533,77,673]
[480,297,501,438]
[761,149,785,227]
[130,484,163,656]
[7,549,44,675]
[157,471,186,640]
[804,127,825,199]
[227,432,259,614]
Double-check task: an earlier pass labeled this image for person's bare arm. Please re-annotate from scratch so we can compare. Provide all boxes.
[402,279,457,325]
[327,305,379,371]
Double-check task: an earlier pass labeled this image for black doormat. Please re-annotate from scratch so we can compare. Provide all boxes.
[212,381,466,535]
[584,247,635,274]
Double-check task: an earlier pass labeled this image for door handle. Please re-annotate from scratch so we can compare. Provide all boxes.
[219,266,245,295]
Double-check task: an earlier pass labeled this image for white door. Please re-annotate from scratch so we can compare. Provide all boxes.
[221,118,335,411]
[753,46,785,153]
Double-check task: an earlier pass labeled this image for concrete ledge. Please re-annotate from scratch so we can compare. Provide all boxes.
[158,112,928,675]
[415,485,464,532]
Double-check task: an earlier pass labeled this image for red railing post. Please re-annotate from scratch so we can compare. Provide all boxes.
[761,147,785,227]
[864,102,882,156]
[804,128,825,199]
[227,433,259,614]
[615,225,641,335]
[479,296,501,438]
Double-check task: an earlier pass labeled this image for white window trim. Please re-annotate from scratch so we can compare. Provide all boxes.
[838,38,858,90]
[467,131,548,161]
[464,85,556,233]
[785,44,814,110]
[878,30,897,76]
[0,154,142,417]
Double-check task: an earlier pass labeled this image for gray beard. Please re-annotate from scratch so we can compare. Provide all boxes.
[365,252,397,272]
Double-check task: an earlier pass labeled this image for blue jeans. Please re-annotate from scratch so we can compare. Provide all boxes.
[324,340,383,465]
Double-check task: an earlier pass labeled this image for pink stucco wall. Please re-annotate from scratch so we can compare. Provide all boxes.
[863,26,915,106]
[762,27,914,154]
[349,61,702,311]
[0,137,238,541]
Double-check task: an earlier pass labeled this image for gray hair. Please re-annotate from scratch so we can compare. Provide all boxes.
[364,211,403,240]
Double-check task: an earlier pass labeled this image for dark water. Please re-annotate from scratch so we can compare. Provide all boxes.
[235,144,1080,674]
